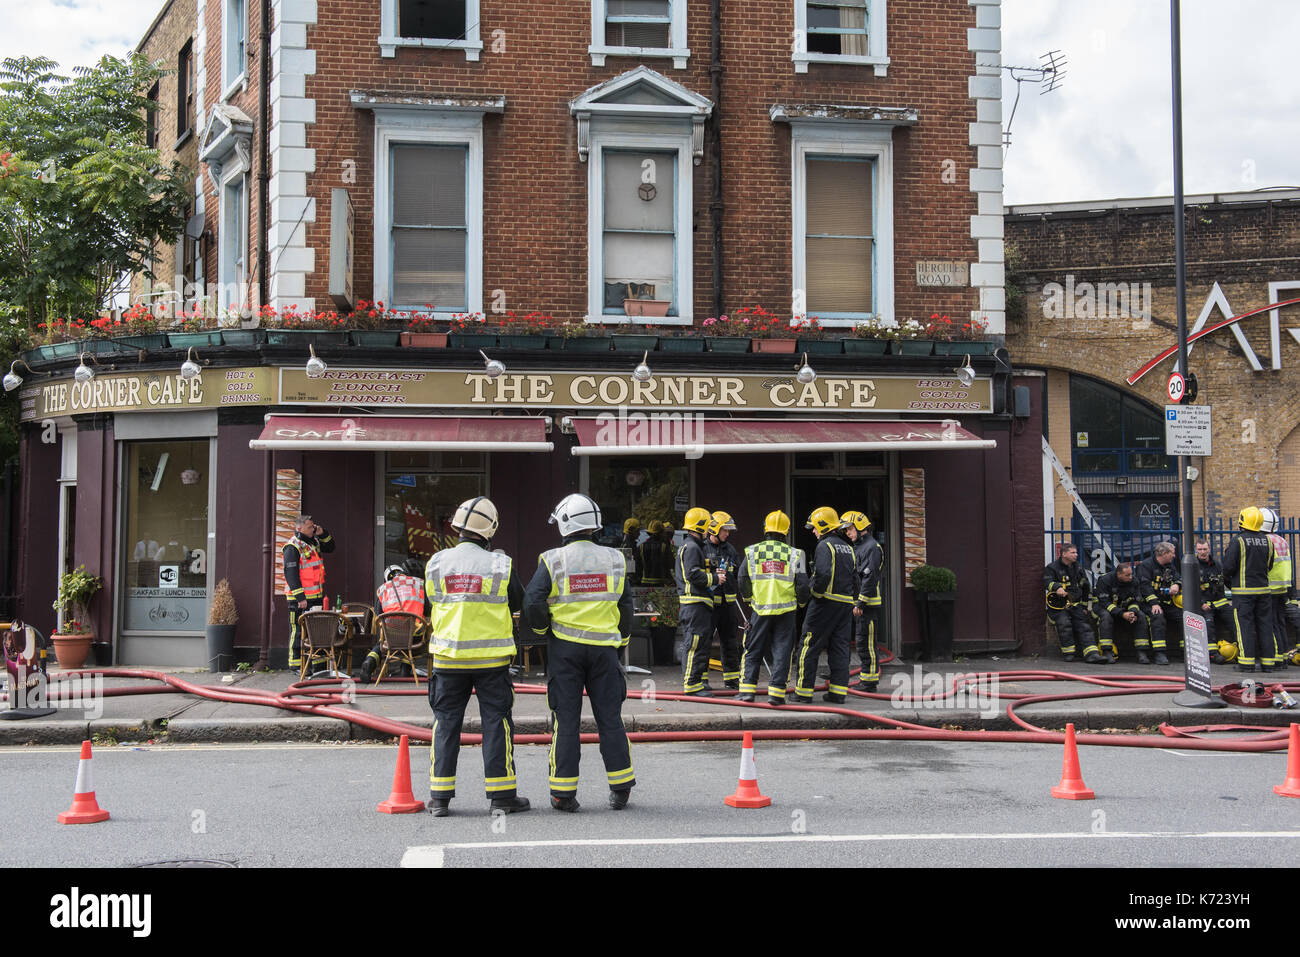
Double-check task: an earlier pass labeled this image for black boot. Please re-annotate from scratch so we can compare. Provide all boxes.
[360,656,377,682]
[855,680,878,692]
[822,692,846,703]
[1062,654,1077,662]
[1153,652,1170,665]
[609,789,631,810]
[1136,650,1151,664]
[429,797,451,817]
[550,795,580,813]
[736,693,755,702]
[1084,651,1104,664]
[724,680,739,690]
[490,795,531,814]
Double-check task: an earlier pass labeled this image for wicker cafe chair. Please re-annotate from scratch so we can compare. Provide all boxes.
[341,603,375,637]
[298,611,351,679]
[373,612,428,684]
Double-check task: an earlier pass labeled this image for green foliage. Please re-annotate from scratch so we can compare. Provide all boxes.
[53,564,102,633]
[642,585,680,628]
[0,54,191,327]
[1004,241,1027,328]
[910,564,956,593]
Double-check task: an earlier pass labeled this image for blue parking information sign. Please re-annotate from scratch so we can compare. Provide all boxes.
[1164,404,1212,456]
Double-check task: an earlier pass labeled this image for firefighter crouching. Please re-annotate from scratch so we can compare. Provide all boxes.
[1194,538,1238,664]
[1091,563,1149,663]
[841,510,883,692]
[1135,541,1182,664]
[360,563,429,681]
[1225,506,1276,672]
[737,510,809,704]
[706,511,743,690]
[792,507,858,703]
[1261,508,1299,668]
[284,513,335,671]
[1043,542,1102,663]
[523,493,635,812]
[677,507,722,696]
[424,496,529,817]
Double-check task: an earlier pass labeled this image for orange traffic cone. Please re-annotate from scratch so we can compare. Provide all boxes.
[724,732,772,808]
[1274,723,1300,798]
[377,734,426,814]
[57,740,110,824]
[1050,723,1095,800]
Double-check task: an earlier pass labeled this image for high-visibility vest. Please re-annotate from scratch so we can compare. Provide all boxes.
[377,574,426,616]
[424,542,515,665]
[743,539,803,617]
[286,537,325,600]
[1269,534,1293,595]
[540,540,626,647]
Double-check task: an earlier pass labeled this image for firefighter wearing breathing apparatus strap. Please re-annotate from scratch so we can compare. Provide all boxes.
[424,496,529,818]
[840,510,883,691]
[523,493,635,813]
[706,510,743,689]
[1223,506,1274,672]
[677,507,722,697]
[791,506,858,704]
[737,510,809,704]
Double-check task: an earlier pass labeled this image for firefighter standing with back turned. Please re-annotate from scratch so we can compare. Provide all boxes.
[1224,506,1275,673]
[677,507,722,696]
[424,496,529,817]
[284,513,335,672]
[841,510,883,692]
[706,511,743,690]
[737,510,809,704]
[792,507,858,703]
[523,493,635,812]
[1194,539,1237,663]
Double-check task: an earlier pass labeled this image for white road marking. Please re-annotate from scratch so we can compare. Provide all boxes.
[401,846,445,868]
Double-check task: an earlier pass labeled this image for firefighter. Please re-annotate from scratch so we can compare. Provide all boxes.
[360,564,428,682]
[706,511,742,690]
[1044,542,1102,663]
[1092,563,1150,663]
[621,518,643,585]
[424,497,529,817]
[523,493,635,812]
[1223,506,1275,673]
[736,510,810,704]
[1261,508,1299,669]
[284,514,336,672]
[791,507,857,703]
[676,507,722,696]
[1194,538,1237,663]
[640,520,668,586]
[1135,541,1182,665]
[840,510,883,692]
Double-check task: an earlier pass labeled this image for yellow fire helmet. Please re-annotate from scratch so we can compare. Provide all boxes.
[764,510,791,535]
[841,510,871,533]
[647,520,663,534]
[1218,641,1239,663]
[1173,592,1183,609]
[683,507,712,534]
[805,506,841,535]
[708,510,736,536]
[1239,506,1264,531]
[623,517,640,534]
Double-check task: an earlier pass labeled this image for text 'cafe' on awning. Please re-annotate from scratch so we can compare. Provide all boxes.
[15,345,1046,668]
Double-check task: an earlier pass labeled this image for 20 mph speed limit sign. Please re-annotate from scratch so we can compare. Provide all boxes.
[1167,372,1186,403]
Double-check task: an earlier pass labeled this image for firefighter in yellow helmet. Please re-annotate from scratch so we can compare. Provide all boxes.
[677,506,723,695]
[424,496,529,817]
[737,510,809,703]
[1223,506,1275,672]
[791,506,858,703]
[621,517,643,585]
[840,510,883,691]
[706,511,742,689]
[1260,507,1300,668]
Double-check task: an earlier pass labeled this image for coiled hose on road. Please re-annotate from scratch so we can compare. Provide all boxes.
[7,666,1297,754]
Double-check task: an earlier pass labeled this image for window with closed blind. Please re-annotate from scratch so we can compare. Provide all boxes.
[390,144,468,310]
[603,150,676,315]
[805,156,875,316]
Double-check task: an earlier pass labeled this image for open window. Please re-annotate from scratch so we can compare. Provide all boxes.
[793,0,889,74]
[380,0,483,59]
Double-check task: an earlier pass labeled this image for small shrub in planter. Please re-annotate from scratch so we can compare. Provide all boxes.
[910,564,956,662]
[206,578,239,673]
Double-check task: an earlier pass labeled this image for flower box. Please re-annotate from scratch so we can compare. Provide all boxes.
[798,339,843,356]
[399,332,449,348]
[350,330,401,347]
[217,329,267,346]
[167,331,225,348]
[77,339,121,356]
[623,299,672,318]
[265,329,348,348]
[842,338,889,355]
[706,337,750,353]
[112,334,169,352]
[892,340,935,356]
[933,341,996,356]
[752,338,797,354]
[658,336,705,353]
[448,333,499,349]
[497,334,549,350]
[557,336,612,353]
[611,334,659,352]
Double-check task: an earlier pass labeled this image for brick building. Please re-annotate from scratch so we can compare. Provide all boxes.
[1006,189,1300,565]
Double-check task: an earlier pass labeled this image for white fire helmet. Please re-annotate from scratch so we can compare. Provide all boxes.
[1259,507,1279,534]
[550,493,603,537]
[451,496,500,540]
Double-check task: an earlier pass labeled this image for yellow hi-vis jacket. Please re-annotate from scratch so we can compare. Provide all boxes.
[425,541,516,669]
[540,540,627,647]
[1269,533,1293,596]
[742,539,805,616]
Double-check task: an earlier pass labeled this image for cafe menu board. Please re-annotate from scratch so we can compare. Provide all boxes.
[902,467,927,581]
[272,469,302,596]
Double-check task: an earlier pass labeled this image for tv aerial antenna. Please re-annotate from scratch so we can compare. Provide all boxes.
[996,49,1067,151]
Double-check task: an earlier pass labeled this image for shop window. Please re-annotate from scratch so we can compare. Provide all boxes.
[792,450,886,473]
[588,460,688,549]
[602,150,677,316]
[122,441,210,634]
[793,0,889,74]
[380,0,482,59]
[843,451,885,470]
[1069,375,1174,476]
[391,144,468,310]
[383,453,485,569]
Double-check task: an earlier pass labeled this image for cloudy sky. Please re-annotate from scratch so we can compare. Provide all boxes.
[3,0,1297,207]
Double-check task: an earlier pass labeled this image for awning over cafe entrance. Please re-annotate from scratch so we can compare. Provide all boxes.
[565,417,997,455]
[250,415,554,452]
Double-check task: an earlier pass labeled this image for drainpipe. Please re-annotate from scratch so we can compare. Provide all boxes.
[709,0,723,320]
[258,0,272,308]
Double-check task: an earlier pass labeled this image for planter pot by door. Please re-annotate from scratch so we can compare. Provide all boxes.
[51,634,93,670]
[205,625,236,673]
[924,591,956,662]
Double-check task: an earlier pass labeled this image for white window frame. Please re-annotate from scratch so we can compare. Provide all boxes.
[793,0,889,75]
[790,124,894,326]
[590,0,690,69]
[379,0,483,60]
[372,108,485,317]
[586,130,694,327]
[221,0,247,99]
[217,168,249,313]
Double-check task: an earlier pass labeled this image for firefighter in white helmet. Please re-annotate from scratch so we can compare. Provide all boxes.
[424,497,529,817]
[524,493,635,812]
[1261,507,1300,668]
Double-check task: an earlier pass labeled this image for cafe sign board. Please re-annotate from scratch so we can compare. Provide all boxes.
[20,369,276,422]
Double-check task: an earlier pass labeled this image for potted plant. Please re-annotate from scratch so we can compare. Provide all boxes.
[610,322,660,352]
[910,564,956,662]
[929,313,995,355]
[447,312,497,349]
[623,297,672,318]
[399,309,449,348]
[549,319,611,353]
[206,578,239,673]
[792,316,842,355]
[738,305,798,353]
[167,310,225,349]
[496,311,553,350]
[348,300,402,347]
[842,317,893,355]
[699,314,750,353]
[262,305,350,347]
[658,325,705,353]
[887,317,934,356]
[643,585,680,665]
[51,565,103,670]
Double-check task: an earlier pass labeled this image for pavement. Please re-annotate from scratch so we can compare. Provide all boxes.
[3,653,1299,745]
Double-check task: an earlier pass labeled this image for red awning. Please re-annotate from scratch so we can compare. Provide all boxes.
[250,415,553,452]
[566,417,995,456]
